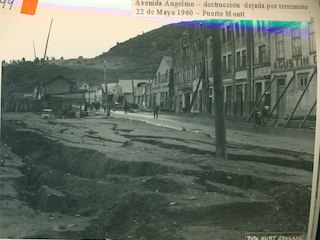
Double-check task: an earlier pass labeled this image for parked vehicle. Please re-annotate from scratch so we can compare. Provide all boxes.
[41,109,54,119]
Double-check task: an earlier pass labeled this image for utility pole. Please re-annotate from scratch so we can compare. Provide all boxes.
[43,18,53,61]
[33,41,37,60]
[104,60,110,116]
[132,79,135,104]
[213,23,227,160]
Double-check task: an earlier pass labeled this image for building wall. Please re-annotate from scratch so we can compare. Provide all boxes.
[44,78,75,95]
[152,57,173,111]
[270,21,317,118]
[173,25,206,113]
[220,20,250,117]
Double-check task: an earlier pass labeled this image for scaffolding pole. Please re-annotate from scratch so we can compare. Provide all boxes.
[270,73,295,115]
[187,68,205,113]
[284,69,317,128]
[246,75,276,122]
[299,100,316,129]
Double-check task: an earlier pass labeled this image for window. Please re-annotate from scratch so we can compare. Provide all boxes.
[309,22,316,53]
[242,50,247,67]
[222,56,227,71]
[292,28,301,56]
[258,45,267,64]
[276,31,285,59]
[277,78,286,86]
[235,22,240,38]
[298,73,309,88]
[221,28,226,43]
[227,54,232,71]
[236,52,241,69]
[226,26,232,41]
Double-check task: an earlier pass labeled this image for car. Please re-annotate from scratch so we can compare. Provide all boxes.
[41,109,54,119]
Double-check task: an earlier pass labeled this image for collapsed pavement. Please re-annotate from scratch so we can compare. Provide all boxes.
[0,112,313,240]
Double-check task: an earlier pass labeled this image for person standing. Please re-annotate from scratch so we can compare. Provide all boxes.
[253,110,262,128]
[153,104,159,118]
[261,106,269,127]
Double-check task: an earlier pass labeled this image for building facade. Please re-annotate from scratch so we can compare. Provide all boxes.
[269,20,317,119]
[172,23,209,113]
[170,19,317,123]
[152,56,173,111]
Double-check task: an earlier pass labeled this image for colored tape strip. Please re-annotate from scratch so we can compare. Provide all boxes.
[21,0,38,15]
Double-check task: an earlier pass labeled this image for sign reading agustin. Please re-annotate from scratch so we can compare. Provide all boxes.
[273,54,317,71]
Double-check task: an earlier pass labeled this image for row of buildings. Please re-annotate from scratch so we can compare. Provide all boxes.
[124,19,317,121]
[3,19,317,122]
[169,20,317,120]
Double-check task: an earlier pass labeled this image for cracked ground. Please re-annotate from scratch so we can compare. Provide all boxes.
[0,112,313,240]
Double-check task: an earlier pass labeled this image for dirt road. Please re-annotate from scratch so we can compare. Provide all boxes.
[0,112,314,240]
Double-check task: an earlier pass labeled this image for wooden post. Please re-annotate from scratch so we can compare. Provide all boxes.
[270,73,295,115]
[43,18,53,61]
[132,79,135,104]
[247,75,276,121]
[246,20,254,115]
[213,24,227,160]
[299,100,316,129]
[104,60,110,116]
[284,69,316,128]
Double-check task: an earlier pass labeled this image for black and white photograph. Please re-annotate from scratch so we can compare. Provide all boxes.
[0,2,319,239]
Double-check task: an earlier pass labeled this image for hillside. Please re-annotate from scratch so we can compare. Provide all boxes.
[2,21,211,94]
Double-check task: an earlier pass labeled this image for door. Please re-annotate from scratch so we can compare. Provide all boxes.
[185,93,191,112]
[235,85,243,116]
[277,78,286,118]
[225,86,232,116]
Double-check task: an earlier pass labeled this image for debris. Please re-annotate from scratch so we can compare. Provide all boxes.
[187,196,196,200]
[226,176,232,180]
[75,214,81,218]
[169,202,176,206]
[67,224,77,227]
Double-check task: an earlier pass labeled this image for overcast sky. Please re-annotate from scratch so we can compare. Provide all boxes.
[0,3,177,61]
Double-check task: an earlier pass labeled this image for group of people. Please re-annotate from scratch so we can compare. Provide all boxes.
[254,106,270,128]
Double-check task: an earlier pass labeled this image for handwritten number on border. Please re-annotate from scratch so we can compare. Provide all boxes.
[0,0,14,10]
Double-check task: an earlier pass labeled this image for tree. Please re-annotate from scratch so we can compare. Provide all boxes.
[60,56,64,60]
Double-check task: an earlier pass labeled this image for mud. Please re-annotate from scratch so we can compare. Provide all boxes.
[0,114,313,240]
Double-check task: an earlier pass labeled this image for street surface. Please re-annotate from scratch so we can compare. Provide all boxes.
[0,112,314,240]
[109,110,316,155]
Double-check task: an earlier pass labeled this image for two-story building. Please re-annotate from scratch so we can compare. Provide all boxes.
[269,20,317,120]
[152,56,173,111]
[173,23,210,113]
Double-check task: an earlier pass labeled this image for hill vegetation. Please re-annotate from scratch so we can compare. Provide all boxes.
[2,21,211,94]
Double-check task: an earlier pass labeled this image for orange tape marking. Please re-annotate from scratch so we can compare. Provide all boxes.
[21,0,38,15]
